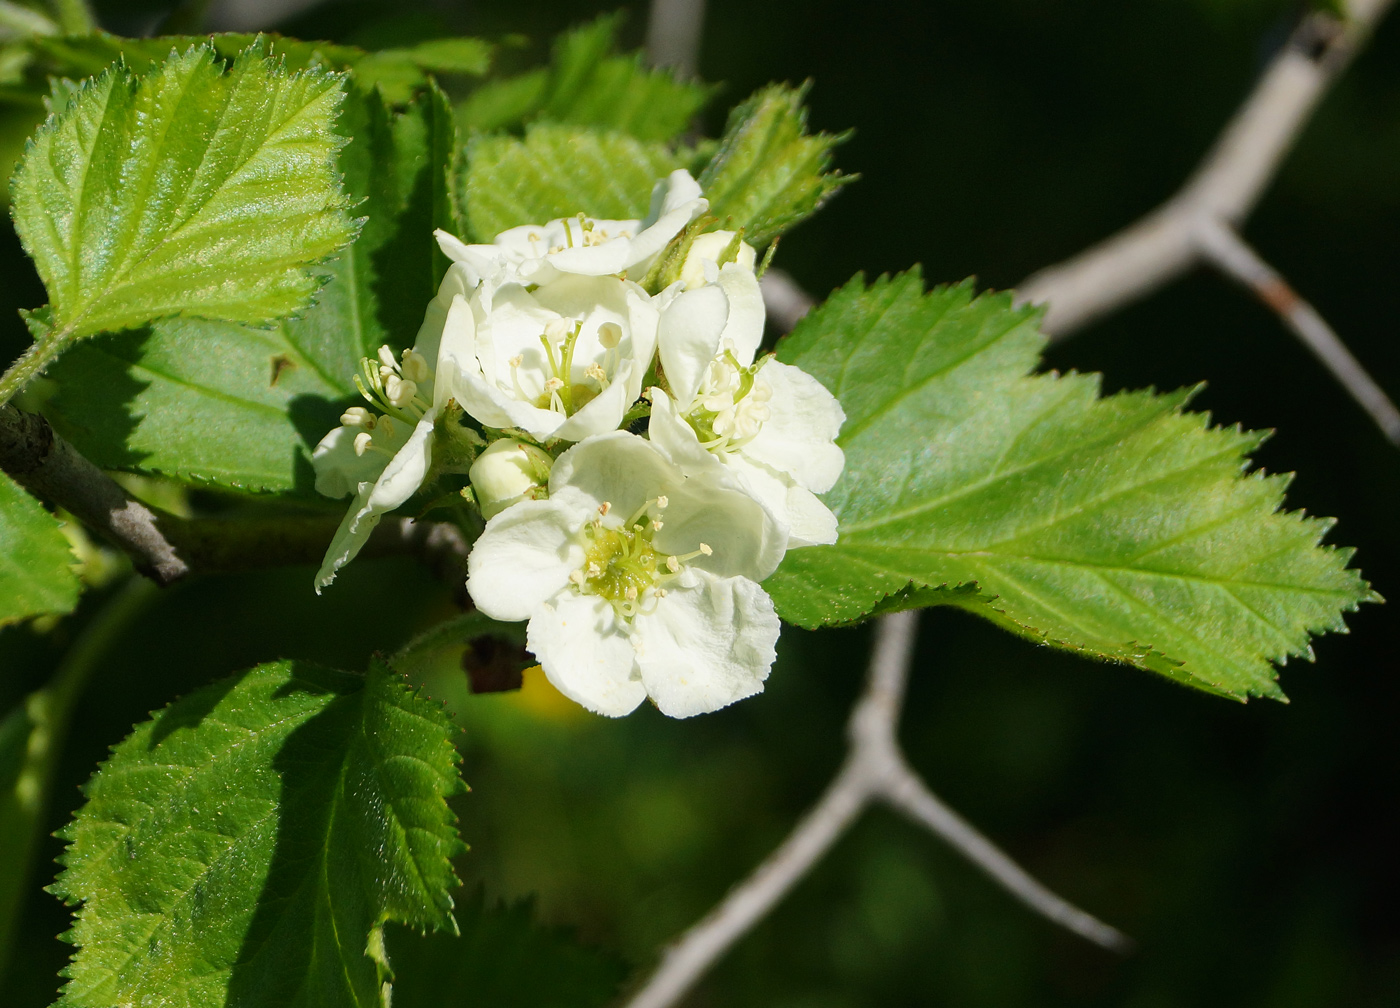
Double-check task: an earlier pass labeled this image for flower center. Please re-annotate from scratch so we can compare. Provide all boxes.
[511,319,623,417]
[343,344,434,455]
[567,497,711,619]
[684,352,772,454]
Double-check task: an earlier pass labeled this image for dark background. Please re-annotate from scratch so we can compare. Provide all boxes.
[1,0,1397,1004]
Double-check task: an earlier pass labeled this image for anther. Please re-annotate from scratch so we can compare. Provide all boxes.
[353,431,373,456]
[655,495,668,508]
[651,520,664,531]
[377,345,397,370]
[400,349,430,383]
[599,502,612,515]
[624,586,638,602]
[508,355,523,368]
[341,406,374,428]
[378,417,395,438]
[544,317,573,342]
[666,556,680,573]
[699,543,713,555]
[544,377,564,392]
[597,322,622,349]
[585,363,608,383]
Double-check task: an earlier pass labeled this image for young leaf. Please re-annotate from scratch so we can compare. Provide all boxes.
[43,84,457,493]
[765,271,1377,701]
[457,14,711,141]
[462,124,685,241]
[386,893,628,1008]
[4,43,357,406]
[698,82,852,245]
[52,656,464,1007]
[0,471,78,626]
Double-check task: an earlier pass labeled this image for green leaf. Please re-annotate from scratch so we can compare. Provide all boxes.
[457,14,711,141]
[355,37,493,106]
[0,471,78,625]
[44,83,457,493]
[52,656,465,1007]
[698,82,852,245]
[766,271,1377,701]
[11,43,356,343]
[386,893,628,1008]
[462,124,686,242]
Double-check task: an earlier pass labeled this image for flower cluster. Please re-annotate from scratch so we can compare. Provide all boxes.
[312,170,845,718]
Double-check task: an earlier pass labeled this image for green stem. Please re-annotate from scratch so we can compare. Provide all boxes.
[0,328,75,410]
[0,577,159,985]
[48,0,94,34]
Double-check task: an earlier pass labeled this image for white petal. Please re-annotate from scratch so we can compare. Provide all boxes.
[430,293,477,409]
[549,431,680,518]
[466,494,588,621]
[367,411,437,513]
[527,592,646,717]
[551,359,635,441]
[658,284,728,406]
[315,482,382,592]
[433,230,504,289]
[545,240,635,276]
[727,455,838,548]
[652,466,787,581]
[634,572,779,718]
[642,169,705,226]
[714,264,766,365]
[645,392,715,473]
[745,361,846,492]
[312,425,390,500]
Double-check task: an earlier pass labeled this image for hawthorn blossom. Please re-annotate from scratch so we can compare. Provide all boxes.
[311,293,465,590]
[466,432,786,718]
[434,169,707,290]
[652,260,846,547]
[436,270,660,442]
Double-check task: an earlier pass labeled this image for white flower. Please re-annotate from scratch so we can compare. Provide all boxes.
[469,437,553,519]
[678,230,757,290]
[434,169,707,290]
[435,269,660,442]
[466,432,786,718]
[311,292,468,591]
[652,263,845,547]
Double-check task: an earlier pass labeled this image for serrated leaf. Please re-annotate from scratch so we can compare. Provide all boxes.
[52,656,464,1007]
[462,124,686,242]
[0,470,78,625]
[44,83,457,493]
[458,14,710,141]
[10,43,356,350]
[766,271,1376,700]
[386,893,627,1008]
[355,37,492,106]
[698,83,851,246]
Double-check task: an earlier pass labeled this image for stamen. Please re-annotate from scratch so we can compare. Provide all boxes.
[599,502,612,515]
[597,322,622,349]
[341,406,374,428]
[666,556,680,573]
[377,345,397,370]
[544,317,573,342]
[353,432,373,456]
[656,495,668,508]
[400,349,430,383]
[700,543,712,555]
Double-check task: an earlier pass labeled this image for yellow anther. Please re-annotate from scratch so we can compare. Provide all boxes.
[597,322,622,349]
[666,556,680,573]
[353,431,373,456]
[599,502,612,515]
[341,406,374,428]
[699,543,713,556]
[377,345,397,370]
[655,495,668,508]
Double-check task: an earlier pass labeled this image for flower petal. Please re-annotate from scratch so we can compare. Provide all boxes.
[746,360,846,492]
[367,411,437,513]
[314,482,381,592]
[466,493,589,621]
[658,284,728,407]
[527,591,646,717]
[653,471,787,581]
[714,263,765,365]
[634,572,779,718]
[552,359,635,441]
[312,425,391,500]
[549,431,681,518]
[727,455,838,548]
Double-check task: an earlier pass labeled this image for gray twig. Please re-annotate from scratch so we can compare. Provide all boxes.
[621,611,1129,1008]
[1194,220,1400,444]
[1018,0,1395,339]
[645,0,707,77]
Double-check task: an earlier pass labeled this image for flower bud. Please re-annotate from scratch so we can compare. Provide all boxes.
[680,231,757,290]
[470,438,554,519]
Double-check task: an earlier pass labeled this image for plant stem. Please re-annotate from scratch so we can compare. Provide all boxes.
[0,576,159,986]
[0,330,74,411]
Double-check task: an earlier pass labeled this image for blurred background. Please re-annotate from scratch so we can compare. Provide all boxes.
[1,0,1397,1005]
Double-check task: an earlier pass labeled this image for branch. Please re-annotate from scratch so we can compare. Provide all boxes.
[0,403,469,585]
[645,0,707,78]
[759,268,816,334]
[1193,219,1400,444]
[621,611,1129,1008]
[1018,0,1395,339]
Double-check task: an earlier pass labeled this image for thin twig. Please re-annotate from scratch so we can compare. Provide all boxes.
[645,0,707,77]
[760,269,816,334]
[621,611,1127,1008]
[1194,219,1400,444]
[1018,0,1395,339]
